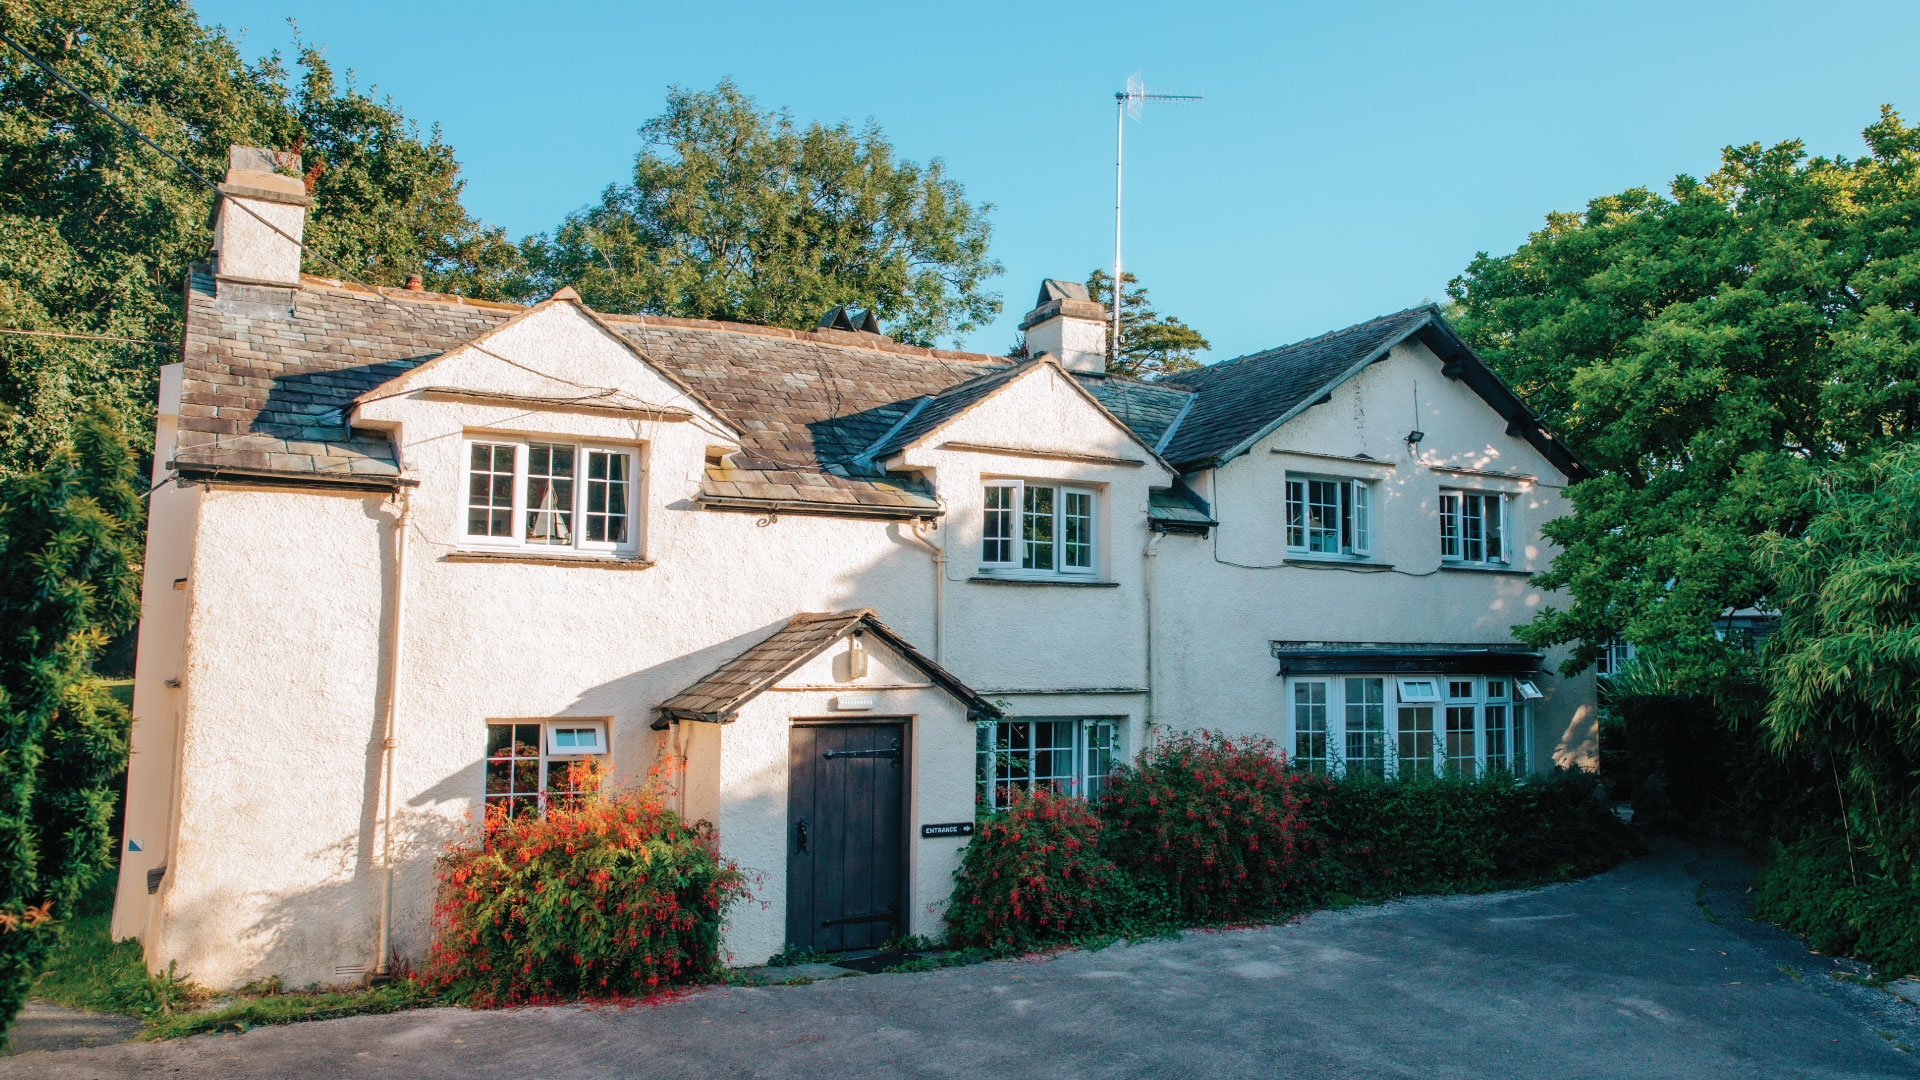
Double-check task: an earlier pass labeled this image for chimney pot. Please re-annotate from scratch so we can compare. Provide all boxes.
[1019,279,1108,373]
[404,274,424,292]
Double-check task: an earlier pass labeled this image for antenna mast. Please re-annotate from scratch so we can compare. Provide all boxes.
[1112,73,1202,367]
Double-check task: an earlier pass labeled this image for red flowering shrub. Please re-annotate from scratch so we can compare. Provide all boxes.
[1098,731,1329,922]
[426,760,749,1005]
[946,787,1124,950]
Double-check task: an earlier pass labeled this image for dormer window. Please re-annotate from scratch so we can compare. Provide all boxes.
[1285,474,1371,558]
[464,437,638,554]
[981,480,1097,578]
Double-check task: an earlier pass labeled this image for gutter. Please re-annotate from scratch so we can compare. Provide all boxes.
[373,488,413,978]
[696,495,939,521]
[171,463,415,494]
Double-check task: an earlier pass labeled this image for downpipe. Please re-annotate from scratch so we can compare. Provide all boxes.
[908,517,945,664]
[1144,529,1165,748]
[373,488,412,978]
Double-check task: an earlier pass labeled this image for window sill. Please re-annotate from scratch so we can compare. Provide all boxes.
[444,549,654,569]
[1283,557,1394,571]
[968,575,1118,588]
[1438,563,1534,577]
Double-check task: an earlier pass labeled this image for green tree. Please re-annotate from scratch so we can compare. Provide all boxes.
[1448,108,1920,686]
[0,403,142,1051]
[531,80,1001,348]
[1087,269,1209,380]
[0,1,526,475]
[1754,445,1920,887]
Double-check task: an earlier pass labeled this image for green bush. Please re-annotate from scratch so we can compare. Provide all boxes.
[1099,732,1327,923]
[426,761,750,1005]
[949,731,1641,953]
[1313,768,1643,900]
[1756,832,1920,980]
[946,787,1127,950]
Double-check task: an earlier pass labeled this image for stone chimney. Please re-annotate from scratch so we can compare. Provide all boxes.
[210,146,310,287]
[1019,279,1108,373]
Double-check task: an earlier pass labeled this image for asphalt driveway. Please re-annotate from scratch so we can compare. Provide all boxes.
[10,839,1917,1079]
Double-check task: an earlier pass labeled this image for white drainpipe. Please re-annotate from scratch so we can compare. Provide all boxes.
[1143,529,1165,745]
[373,488,413,978]
[908,518,945,663]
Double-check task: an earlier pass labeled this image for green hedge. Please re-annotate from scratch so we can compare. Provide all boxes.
[948,732,1644,951]
[1755,832,1920,980]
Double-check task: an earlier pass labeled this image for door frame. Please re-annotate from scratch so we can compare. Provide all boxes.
[787,715,914,950]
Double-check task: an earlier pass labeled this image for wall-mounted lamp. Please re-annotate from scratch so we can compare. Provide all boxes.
[1404,429,1426,446]
[847,632,869,679]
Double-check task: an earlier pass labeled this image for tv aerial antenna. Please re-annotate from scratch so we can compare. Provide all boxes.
[1111,72,1202,366]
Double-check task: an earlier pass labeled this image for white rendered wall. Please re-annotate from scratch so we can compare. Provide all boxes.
[1153,341,1597,768]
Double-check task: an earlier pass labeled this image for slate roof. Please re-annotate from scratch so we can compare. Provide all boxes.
[174,269,1007,506]
[173,272,1584,504]
[652,608,997,726]
[1156,307,1434,470]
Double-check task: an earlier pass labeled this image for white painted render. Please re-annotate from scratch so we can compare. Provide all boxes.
[210,170,306,287]
[116,298,1598,990]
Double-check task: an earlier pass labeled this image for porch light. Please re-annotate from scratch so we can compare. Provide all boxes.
[847,633,869,679]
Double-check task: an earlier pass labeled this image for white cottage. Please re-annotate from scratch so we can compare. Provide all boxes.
[112,148,1598,986]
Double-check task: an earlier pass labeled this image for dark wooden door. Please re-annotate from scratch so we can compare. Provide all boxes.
[786,721,906,952]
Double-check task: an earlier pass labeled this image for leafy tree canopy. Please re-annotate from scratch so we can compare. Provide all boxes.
[0,0,525,475]
[528,80,1001,348]
[1449,108,1920,686]
[1086,269,1208,380]
[0,403,141,1050]
[1755,445,1920,886]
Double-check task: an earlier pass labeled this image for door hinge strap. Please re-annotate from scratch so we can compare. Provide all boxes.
[822,746,900,760]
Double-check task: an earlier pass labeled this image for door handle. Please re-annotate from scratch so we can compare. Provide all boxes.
[795,818,809,855]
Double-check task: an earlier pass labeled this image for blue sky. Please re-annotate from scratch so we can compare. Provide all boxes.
[196,0,1920,362]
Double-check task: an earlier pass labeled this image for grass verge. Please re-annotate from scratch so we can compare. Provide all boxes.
[32,875,437,1041]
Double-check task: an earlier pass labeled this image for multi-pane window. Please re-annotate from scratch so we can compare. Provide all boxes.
[982,484,1015,564]
[1286,475,1371,557]
[1483,680,1511,773]
[1288,675,1532,779]
[1596,636,1635,677]
[1343,677,1387,777]
[976,718,1118,810]
[1439,490,1508,564]
[462,438,638,554]
[484,719,608,819]
[1397,705,1436,779]
[1292,681,1328,771]
[1445,680,1477,775]
[980,480,1098,577]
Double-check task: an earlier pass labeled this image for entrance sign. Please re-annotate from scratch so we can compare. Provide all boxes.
[920,822,975,838]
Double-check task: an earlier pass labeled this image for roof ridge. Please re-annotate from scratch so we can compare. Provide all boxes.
[1167,305,1437,386]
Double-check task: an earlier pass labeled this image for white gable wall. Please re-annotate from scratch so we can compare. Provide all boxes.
[1155,340,1596,769]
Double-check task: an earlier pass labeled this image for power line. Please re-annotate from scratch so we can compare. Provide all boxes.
[0,327,175,347]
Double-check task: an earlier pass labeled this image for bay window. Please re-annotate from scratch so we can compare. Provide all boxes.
[1439,489,1508,564]
[1286,474,1371,558]
[464,437,638,554]
[977,717,1118,810]
[980,480,1097,578]
[1287,675,1531,778]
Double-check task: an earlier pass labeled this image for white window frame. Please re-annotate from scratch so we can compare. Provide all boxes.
[1285,473,1373,559]
[462,435,640,556]
[546,721,609,757]
[1439,488,1510,565]
[484,718,610,819]
[978,479,1099,579]
[1595,637,1635,677]
[1286,673,1535,780]
[976,717,1119,810]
